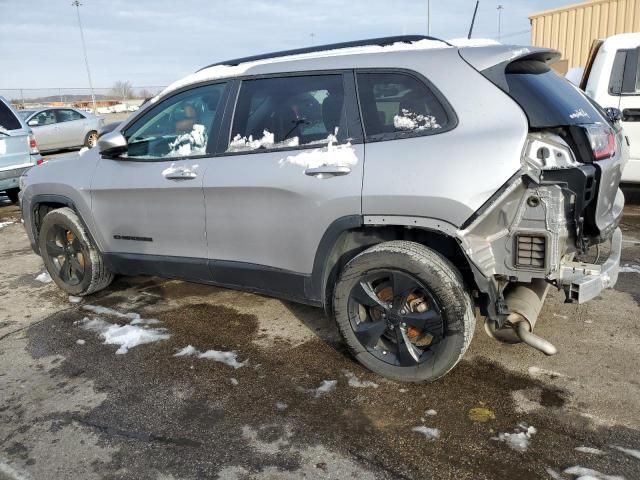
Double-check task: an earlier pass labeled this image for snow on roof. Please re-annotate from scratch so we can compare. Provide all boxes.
[448,38,501,47]
[155,39,451,100]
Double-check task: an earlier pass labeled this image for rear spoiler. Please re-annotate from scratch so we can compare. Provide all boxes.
[458,45,561,91]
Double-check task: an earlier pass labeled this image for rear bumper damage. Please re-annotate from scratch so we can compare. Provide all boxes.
[559,227,622,304]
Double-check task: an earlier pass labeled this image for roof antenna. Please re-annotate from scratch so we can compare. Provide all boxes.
[467,1,480,39]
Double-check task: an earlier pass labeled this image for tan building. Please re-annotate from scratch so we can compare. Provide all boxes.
[529,0,640,72]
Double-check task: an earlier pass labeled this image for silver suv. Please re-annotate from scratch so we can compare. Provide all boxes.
[20,36,627,382]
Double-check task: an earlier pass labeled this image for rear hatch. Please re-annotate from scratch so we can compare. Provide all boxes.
[0,98,33,172]
[459,46,626,241]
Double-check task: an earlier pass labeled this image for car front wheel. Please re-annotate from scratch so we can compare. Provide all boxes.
[38,207,113,296]
[333,240,475,382]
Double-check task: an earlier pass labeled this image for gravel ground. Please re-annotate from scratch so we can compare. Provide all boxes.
[0,186,639,480]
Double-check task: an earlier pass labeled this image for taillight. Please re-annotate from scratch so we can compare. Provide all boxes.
[28,133,39,155]
[583,124,615,161]
[36,159,44,165]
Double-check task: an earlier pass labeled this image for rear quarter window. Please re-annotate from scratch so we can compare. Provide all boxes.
[356,71,454,140]
[0,101,22,131]
[499,60,605,128]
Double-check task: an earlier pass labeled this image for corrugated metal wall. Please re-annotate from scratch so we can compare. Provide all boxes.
[530,0,640,68]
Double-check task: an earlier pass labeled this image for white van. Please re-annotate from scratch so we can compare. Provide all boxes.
[581,33,640,183]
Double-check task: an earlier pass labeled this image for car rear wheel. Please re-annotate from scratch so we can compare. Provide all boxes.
[84,131,98,148]
[5,188,19,204]
[38,207,113,296]
[333,241,475,382]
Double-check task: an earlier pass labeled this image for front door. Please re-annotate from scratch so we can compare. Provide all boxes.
[202,73,364,300]
[90,82,228,278]
[28,110,59,151]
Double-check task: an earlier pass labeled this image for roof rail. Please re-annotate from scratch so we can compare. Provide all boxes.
[197,35,451,72]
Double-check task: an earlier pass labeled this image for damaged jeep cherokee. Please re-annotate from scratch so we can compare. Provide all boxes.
[20,36,627,382]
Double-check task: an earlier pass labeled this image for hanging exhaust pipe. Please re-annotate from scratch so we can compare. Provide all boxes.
[485,279,558,356]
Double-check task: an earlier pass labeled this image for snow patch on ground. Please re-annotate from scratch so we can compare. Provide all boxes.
[412,426,440,440]
[275,401,288,411]
[528,366,566,379]
[78,146,90,156]
[80,316,170,354]
[314,380,337,398]
[545,467,563,479]
[492,425,537,452]
[620,264,640,274]
[393,109,440,131]
[575,446,607,455]
[612,445,640,461]
[173,344,247,368]
[563,465,624,480]
[76,339,85,345]
[552,313,568,319]
[0,220,16,229]
[68,295,83,304]
[343,370,378,388]
[35,271,52,283]
[425,409,437,416]
[230,378,239,386]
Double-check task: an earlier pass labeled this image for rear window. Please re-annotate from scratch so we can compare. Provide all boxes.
[0,101,22,131]
[498,60,605,128]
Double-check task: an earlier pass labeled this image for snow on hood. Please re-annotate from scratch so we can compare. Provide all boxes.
[155,38,450,101]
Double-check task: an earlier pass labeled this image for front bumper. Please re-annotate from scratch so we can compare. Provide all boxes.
[559,227,622,303]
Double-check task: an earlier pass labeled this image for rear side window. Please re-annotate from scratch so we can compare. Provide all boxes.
[229,74,345,152]
[0,101,21,131]
[56,109,85,122]
[500,60,605,128]
[356,72,451,139]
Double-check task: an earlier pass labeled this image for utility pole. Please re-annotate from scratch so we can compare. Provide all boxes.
[427,0,431,36]
[72,1,97,113]
[497,5,504,42]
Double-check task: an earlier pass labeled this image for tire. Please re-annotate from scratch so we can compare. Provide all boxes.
[38,207,113,296]
[333,240,475,383]
[5,188,19,204]
[84,131,98,148]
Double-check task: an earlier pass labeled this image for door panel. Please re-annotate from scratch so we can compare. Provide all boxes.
[203,73,364,275]
[619,46,640,182]
[90,82,228,264]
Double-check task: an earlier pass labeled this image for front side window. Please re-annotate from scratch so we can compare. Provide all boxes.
[228,74,345,152]
[124,83,226,159]
[356,72,450,138]
[56,109,85,122]
[31,110,57,126]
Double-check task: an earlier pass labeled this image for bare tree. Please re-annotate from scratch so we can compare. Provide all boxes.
[110,80,134,101]
[137,88,153,100]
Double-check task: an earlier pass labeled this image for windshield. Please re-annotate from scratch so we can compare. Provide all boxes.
[0,101,22,131]
[18,110,35,119]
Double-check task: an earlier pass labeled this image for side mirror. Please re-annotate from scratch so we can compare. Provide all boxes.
[604,107,623,123]
[98,130,128,157]
[28,119,39,127]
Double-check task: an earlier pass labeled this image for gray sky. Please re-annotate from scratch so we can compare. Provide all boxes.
[0,0,571,90]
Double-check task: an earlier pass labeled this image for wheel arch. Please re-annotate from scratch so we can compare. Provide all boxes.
[29,194,99,255]
[307,216,479,314]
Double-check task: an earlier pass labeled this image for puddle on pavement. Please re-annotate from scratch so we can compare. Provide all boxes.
[20,299,640,480]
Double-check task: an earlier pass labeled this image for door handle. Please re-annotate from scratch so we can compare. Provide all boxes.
[304,165,351,178]
[622,108,640,122]
[164,168,197,180]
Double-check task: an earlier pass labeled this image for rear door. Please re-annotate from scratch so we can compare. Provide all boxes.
[55,109,87,148]
[0,100,30,171]
[90,82,228,276]
[202,72,364,299]
[28,110,59,151]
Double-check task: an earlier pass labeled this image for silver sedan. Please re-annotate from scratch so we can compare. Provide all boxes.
[18,108,104,152]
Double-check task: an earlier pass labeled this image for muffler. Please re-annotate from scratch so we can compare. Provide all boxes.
[485,279,558,356]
